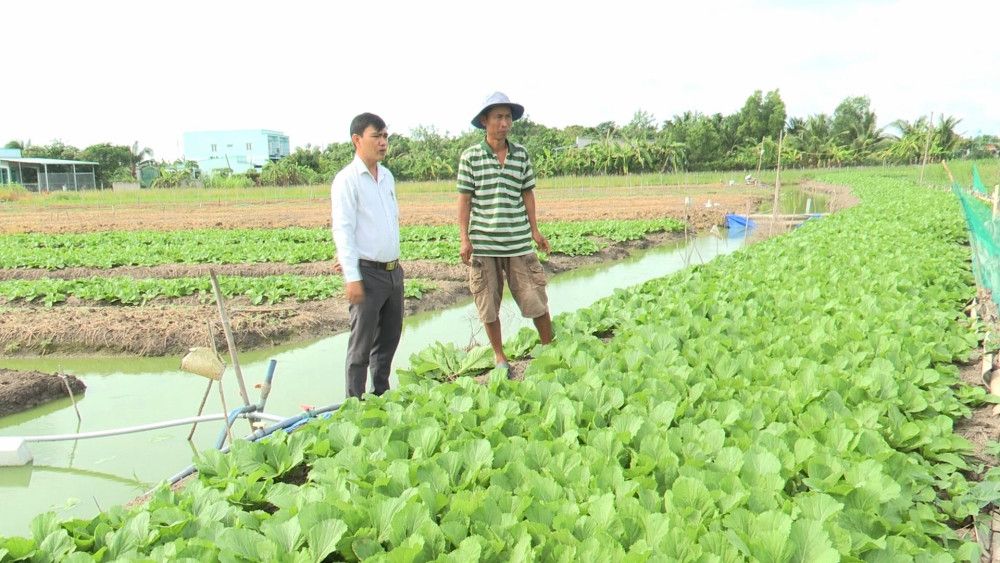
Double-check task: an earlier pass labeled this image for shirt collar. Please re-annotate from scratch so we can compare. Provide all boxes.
[480,139,510,157]
[351,154,382,179]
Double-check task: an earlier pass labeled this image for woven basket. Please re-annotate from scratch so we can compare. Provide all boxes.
[180,347,225,380]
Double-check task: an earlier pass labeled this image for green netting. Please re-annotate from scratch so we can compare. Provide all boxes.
[973,164,988,194]
[953,183,1000,303]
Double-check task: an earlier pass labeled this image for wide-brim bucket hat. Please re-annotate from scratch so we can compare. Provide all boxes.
[472,91,525,129]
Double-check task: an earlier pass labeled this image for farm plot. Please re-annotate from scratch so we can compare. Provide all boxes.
[0,184,758,234]
[0,219,685,356]
[2,170,993,560]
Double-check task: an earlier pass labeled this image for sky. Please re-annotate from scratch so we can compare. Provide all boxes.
[4,0,998,161]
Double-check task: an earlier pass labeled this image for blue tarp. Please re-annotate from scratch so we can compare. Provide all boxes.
[725,214,755,240]
[725,214,756,230]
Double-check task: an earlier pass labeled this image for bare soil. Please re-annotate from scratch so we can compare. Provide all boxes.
[0,183,848,358]
[0,184,759,234]
[0,280,467,357]
[0,368,86,417]
[0,232,680,357]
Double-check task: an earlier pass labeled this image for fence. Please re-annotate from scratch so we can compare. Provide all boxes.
[953,164,1000,305]
[21,173,97,192]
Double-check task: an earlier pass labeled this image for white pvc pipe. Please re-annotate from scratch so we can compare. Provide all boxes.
[248,413,286,423]
[18,414,229,442]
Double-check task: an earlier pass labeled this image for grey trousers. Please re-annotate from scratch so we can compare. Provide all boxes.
[345,264,404,399]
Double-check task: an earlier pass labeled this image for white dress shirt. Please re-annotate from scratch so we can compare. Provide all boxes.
[330,155,400,283]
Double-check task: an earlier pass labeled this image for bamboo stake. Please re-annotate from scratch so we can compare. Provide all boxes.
[187,381,213,441]
[993,186,999,220]
[218,375,234,446]
[919,112,934,184]
[57,371,82,423]
[940,160,955,184]
[754,137,765,186]
[772,131,784,217]
[990,511,1000,563]
[209,269,250,408]
[769,132,784,237]
[984,351,995,388]
[188,320,224,440]
[682,196,691,267]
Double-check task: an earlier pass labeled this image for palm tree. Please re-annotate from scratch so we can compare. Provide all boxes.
[887,118,931,164]
[787,114,836,167]
[935,115,963,155]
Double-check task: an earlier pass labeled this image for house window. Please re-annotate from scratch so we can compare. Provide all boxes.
[246,143,252,151]
[210,144,217,152]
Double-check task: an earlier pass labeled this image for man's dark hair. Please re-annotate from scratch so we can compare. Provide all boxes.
[350,113,386,137]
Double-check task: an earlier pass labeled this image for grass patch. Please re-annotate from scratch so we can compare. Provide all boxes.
[3,162,994,209]
[0,183,29,202]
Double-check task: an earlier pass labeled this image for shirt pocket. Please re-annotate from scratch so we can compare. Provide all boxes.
[388,190,399,220]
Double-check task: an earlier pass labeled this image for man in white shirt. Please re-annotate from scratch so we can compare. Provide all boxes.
[331,113,403,399]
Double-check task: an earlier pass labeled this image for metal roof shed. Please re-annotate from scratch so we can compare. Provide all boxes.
[0,157,99,192]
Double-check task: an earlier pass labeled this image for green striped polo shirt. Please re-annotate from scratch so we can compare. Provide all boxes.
[457,140,537,257]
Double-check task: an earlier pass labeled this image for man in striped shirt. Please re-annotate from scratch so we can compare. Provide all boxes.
[458,92,554,373]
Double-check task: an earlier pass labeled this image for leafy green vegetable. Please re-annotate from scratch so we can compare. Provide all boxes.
[4,171,993,561]
[0,219,684,270]
[0,276,437,306]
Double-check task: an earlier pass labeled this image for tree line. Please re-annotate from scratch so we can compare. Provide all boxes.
[6,90,998,188]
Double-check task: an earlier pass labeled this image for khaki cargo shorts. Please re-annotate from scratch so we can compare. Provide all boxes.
[468,254,549,324]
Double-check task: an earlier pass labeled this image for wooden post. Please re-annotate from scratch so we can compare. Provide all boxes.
[919,112,934,184]
[768,132,784,237]
[771,131,784,218]
[209,269,251,408]
[993,186,999,220]
[940,160,955,184]
[754,137,765,186]
[682,196,691,266]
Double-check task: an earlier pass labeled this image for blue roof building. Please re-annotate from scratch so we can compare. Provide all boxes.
[183,129,290,175]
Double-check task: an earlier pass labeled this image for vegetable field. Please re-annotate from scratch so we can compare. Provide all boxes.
[0,220,683,271]
[0,219,683,307]
[0,212,688,355]
[1,170,994,560]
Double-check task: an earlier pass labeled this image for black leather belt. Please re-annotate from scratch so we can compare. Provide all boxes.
[359,259,399,271]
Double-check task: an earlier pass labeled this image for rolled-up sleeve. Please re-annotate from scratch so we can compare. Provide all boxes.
[331,172,361,282]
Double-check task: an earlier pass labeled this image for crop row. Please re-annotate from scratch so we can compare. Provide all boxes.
[0,275,436,306]
[3,172,988,560]
[0,219,684,270]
